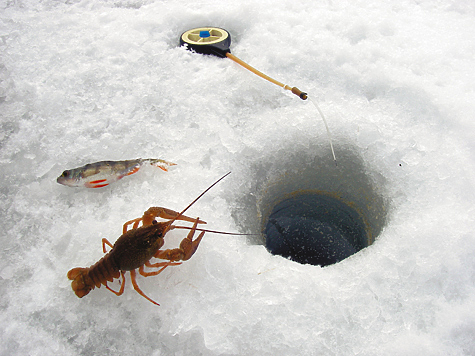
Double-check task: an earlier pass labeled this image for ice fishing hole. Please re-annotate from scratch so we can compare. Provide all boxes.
[231,145,388,267]
[264,191,369,266]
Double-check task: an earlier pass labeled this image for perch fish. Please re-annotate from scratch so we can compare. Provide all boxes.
[57,158,176,188]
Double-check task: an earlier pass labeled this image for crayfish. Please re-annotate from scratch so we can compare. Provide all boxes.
[67,172,234,306]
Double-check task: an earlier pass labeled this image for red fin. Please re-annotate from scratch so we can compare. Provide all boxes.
[85,180,110,188]
[126,167,140,176]
[91,183,109,188]
[89,179,107,184]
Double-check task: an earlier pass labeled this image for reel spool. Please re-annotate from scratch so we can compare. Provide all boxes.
[180,27,231,58]
[180,27,307,100]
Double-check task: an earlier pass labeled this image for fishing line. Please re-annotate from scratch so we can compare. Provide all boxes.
[228,51,337,164]
[308,96,337,165]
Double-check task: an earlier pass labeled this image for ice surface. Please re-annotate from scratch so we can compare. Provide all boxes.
[1,0,475,355]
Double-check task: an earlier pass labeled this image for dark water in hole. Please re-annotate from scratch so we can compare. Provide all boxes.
[264,193,369,266]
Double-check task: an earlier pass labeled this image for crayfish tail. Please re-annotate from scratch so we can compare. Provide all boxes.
[88,255,121,287]
[67,267,95,298]
[67,254,121,300]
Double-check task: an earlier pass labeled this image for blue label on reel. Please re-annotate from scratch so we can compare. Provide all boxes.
[199,30,211,38]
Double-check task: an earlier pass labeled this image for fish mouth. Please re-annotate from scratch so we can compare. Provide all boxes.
[56,176,78,186]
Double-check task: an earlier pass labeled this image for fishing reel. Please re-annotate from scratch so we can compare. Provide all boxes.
[180,27,231,58]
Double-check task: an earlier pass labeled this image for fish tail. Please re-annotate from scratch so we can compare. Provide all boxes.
[146,159,177,172]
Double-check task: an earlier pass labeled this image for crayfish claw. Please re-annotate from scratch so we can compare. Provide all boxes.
[144,207,206,225]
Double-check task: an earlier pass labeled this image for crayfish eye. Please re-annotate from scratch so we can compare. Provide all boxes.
[152,220,157,225]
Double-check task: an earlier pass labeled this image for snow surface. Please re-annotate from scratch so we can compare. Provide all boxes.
[1,0,475,355]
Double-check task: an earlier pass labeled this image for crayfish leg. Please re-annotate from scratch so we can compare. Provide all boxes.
[122,218,142,234]
[105,271,126,296]
[102,238,114,253]
[139,261,182,277]
[130,269,160,306]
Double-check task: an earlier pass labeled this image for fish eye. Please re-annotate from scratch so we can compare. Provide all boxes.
[61,171,69,178]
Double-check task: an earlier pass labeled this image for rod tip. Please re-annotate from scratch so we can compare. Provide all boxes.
[291,87,307,100]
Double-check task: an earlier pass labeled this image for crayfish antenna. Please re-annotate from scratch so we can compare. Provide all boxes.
[165,172,231,232]
[173,226,258,236]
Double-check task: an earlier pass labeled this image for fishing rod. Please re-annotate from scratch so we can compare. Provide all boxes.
[180,27,307,100]
[179,27,337,164]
